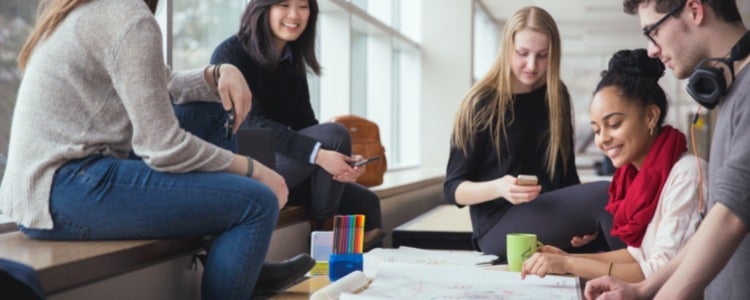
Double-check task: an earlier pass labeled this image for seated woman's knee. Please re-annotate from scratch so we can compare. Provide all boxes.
[320,123,351,152]
[586,181,610,194]
[240,180,280,220]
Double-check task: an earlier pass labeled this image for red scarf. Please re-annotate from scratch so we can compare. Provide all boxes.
[606,125,687,247]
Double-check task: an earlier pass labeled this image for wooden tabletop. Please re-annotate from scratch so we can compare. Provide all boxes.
[271,276,331,299]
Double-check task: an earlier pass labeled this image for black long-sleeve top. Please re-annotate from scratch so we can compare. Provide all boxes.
[444,85,580,243]
[211,35,319,162]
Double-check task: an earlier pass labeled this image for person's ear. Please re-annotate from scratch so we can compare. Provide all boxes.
[646,104,661,129]
[686,0,705,25]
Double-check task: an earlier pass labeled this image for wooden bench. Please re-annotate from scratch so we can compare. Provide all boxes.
[0,169,445,298]
[0,205,307,296]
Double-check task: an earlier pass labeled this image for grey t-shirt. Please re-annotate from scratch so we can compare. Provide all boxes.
[704,64,750,299]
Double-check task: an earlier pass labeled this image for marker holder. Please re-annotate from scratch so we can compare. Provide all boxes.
[328,253,363,281]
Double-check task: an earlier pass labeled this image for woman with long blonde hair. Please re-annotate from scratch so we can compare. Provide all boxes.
[444,6,624,259]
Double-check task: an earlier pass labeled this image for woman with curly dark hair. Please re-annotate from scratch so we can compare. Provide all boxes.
[521,49,707,283]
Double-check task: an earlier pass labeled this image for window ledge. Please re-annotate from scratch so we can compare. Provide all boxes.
[0,166,446,294]
[372,165,444,199]
[0,206,308,295]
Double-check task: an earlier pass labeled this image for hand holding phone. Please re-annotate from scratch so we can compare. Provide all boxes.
[350,156,381,167]
[517,174,538,186]
[224,106,235,139]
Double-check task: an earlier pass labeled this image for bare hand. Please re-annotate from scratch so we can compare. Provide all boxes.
[521,252,569,279]
[572,232,599,247]
[250,160,288,209]
[216,64,252,133]
[538,245,567,255]
[314,149,357,183]
[497,175,542,204]
[339,154,367,182]
[584,276,643,300]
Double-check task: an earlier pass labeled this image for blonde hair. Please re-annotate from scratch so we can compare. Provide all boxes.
[18,0,87,70]
[17,0,159,71]
[451,6,572,179]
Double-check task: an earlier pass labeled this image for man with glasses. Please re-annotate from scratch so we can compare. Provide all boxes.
[584,0,749,299]
[641,0,686,47]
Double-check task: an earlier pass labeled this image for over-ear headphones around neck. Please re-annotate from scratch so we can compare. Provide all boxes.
[687,31,750,109]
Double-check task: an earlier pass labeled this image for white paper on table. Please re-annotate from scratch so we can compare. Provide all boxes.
[342,261,580,300]
[363,246,497,277]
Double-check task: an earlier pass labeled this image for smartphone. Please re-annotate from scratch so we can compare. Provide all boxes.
[517,174,538,186]
[224,107,235,139]
[350,156,381,167]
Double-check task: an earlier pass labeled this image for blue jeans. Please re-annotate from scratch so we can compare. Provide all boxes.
[21,102,277,300]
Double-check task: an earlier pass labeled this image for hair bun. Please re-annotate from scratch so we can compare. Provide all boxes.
[607,49,665,79]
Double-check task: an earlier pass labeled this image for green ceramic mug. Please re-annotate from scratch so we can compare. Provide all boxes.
[507,233,543,272]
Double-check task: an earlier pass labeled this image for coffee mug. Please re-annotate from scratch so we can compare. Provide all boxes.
[507,233,543,272]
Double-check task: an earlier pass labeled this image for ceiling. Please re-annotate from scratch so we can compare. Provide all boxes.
[478,0,750,55]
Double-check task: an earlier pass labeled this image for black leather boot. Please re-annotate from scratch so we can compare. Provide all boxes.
[193,252,315,299]
[250,253,316,298]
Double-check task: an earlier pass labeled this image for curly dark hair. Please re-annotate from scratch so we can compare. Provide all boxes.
[594,49,669,127]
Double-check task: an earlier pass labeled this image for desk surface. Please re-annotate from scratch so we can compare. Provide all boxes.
[271,265,584,299]
[271,276,329,299]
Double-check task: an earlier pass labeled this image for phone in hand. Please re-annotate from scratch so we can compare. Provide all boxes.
[224,107,236,139]
[350,156,381,167]
[517,174,538,186]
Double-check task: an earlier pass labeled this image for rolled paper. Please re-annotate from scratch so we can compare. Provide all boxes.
[310,270,370,300]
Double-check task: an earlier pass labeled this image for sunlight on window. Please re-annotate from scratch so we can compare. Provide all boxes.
[163,0,424,168]
[0,0,41,184]
[170,0,247,70]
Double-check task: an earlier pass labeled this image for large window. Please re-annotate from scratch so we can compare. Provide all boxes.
[0,0,40,185]
[316,0,422,168]
[473,2,499,82]
[158,0,422,168]
[0,0,422,189]
[155,0,247,69]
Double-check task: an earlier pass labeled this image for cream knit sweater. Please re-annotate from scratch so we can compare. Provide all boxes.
[0,0,234,228]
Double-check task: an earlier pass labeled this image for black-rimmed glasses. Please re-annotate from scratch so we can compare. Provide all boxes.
[642,0,687,46]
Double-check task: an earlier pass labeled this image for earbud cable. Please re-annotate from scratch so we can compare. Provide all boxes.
[690,106,706,220]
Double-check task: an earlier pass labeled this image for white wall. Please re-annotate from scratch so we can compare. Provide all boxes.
[419,0,474,170]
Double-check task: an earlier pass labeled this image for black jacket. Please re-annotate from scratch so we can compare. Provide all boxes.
[211,35,318,162]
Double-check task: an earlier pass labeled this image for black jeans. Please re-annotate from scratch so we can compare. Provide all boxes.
[279,123,382,230]
[477,181,625,258]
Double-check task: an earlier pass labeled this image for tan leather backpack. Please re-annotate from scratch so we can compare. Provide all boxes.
[331,115,387,187]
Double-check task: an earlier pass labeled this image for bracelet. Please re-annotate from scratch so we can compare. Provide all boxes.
[607,262,613,276]
[212,64,222,90]
[245,156,254,178]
